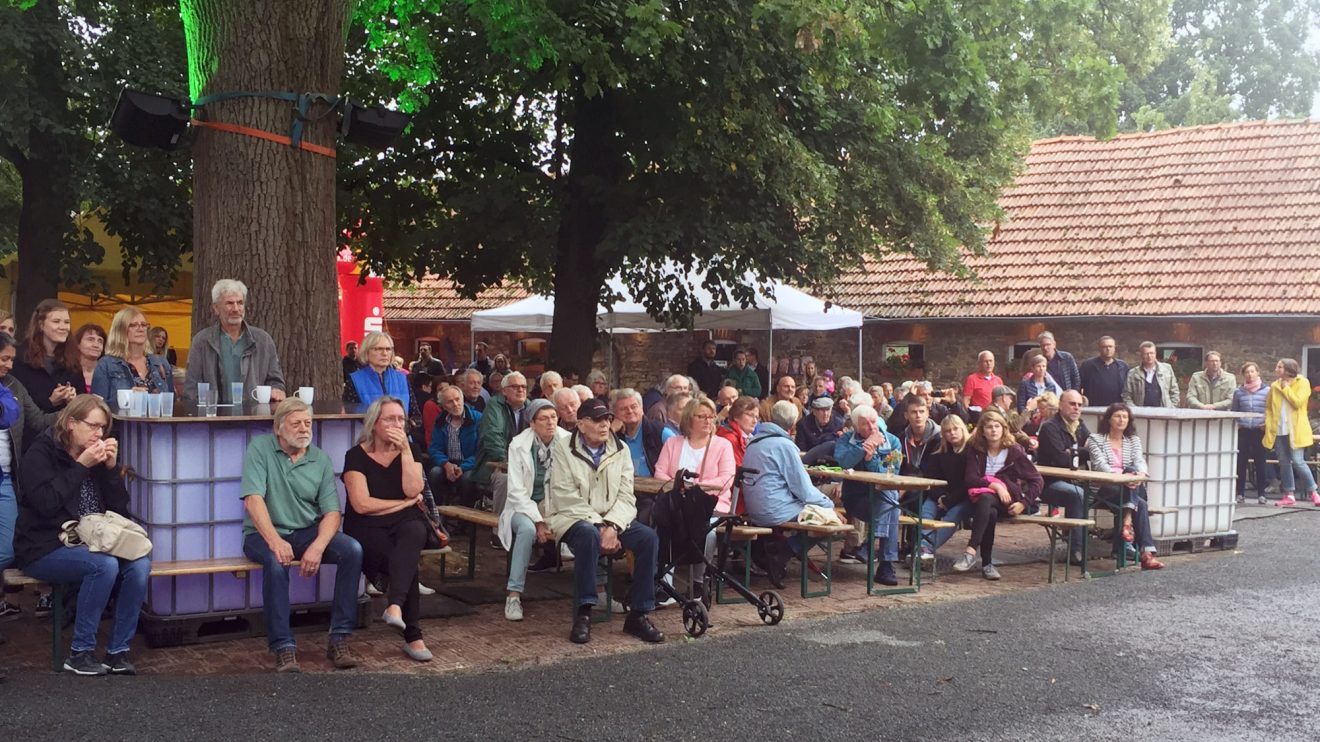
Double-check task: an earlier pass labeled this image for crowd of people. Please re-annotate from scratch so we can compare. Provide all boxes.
[2,296,1317,676]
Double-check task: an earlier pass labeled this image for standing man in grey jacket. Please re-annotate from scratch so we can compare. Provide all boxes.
[184,279,287,404]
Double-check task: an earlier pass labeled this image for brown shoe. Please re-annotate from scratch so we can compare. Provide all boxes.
[1140,552,1164,571]
[274,647,300,673]
[326,640,359,669]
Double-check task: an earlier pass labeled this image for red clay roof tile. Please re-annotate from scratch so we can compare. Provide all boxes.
[830,119,1320,318]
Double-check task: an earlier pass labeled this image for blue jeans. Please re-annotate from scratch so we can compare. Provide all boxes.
[562,520,657,613]
[506,513,537,594]
[23,545,150,655]
[243,526,363,652]
[843,489,899,562]
[1274,435,1318,495]
[0,473,15,571]
[1094,485,1156,552]
[1038,480,1086,552]
[920,498,971,551]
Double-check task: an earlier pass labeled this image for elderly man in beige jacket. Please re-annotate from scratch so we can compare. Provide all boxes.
[546,397,665,646]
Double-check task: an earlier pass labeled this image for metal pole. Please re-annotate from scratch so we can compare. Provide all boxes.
[857,326,863,380]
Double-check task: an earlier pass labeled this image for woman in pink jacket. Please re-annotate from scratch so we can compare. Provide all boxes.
[652,396,736,601]
[653,397,737,512]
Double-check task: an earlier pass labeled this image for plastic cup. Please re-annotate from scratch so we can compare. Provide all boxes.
[159,392,175,417]
[131,390,148,417]
[147,393,162,418]
[116,389,132,413]
[230,382,244,406]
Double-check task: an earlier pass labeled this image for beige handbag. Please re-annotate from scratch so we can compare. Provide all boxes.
[59,511,153,560]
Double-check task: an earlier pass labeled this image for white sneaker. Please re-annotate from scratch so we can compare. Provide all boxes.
[366,582,383,597]
[560,544,575,561]
[982,564,1002,581]
[417,583,436,596]
[504,595,523,621]
[952,551,979,572]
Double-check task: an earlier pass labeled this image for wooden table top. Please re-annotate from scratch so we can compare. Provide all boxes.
[634,476,723,495]
[805,467,946,490]
[1036,465,1146,486]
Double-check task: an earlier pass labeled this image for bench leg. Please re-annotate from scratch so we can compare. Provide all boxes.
[867,492,919,597]
[797,531,833,599]
[51,584,65,673]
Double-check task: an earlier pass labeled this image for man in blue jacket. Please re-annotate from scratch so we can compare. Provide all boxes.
[428,385,483,506]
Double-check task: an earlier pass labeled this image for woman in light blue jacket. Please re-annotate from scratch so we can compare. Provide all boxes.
[90,308,173,413]
[1230,362,1270,504]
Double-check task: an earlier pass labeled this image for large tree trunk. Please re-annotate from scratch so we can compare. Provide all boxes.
[181,0,348,401]
[547,92,618,372]
[12,0,80,328]
[14,153,67,327]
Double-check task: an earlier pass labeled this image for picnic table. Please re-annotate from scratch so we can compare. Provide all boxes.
[806,467,946,596]
[1036,465,1148,575]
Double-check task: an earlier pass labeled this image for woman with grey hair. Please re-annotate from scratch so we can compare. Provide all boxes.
[499,398,568,620]
[342,395,432,661]
[586,370,610,400]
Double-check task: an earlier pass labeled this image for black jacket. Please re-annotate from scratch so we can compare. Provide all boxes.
[15,430,131,567]
[1035,416,1091,485]
[752,364,770,400]
[687,357,724,397]
[9,346,82,416]
[922,448,970,509]
[640,417,665,474]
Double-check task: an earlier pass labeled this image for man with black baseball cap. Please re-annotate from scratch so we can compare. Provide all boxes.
[546,397,664,645]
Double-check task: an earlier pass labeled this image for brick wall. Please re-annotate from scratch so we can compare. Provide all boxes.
[859,318,1320,390]
[386,316,1320,400]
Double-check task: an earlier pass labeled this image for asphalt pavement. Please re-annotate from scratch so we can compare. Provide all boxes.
[6,510,1319,741]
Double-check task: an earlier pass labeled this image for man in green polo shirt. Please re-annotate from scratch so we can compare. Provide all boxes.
[241,398,363,673]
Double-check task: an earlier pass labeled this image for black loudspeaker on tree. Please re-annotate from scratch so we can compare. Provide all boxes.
[340,101,410,150]
[110,88,190,150]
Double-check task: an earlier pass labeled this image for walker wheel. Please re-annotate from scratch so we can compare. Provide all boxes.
[757,590,785,625]
[682,600,710,638]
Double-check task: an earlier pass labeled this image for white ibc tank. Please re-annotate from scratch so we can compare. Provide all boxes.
[1081,407,1248,541]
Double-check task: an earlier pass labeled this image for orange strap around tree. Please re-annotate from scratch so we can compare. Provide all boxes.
[190,119,337,158]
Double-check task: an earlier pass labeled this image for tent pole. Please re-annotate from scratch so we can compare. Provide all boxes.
[857,327,863,380]
[768,329,774,380]
[607,315,615,386]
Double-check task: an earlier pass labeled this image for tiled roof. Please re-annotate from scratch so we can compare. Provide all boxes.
[831,119,1320,319]
[383,276,527,321]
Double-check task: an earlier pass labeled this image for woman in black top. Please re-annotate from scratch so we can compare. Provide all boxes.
[916,414,973,560]
[342,395,431,662]
[11,299,81,417]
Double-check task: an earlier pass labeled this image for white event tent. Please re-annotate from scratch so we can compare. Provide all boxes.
[471,274,866,375]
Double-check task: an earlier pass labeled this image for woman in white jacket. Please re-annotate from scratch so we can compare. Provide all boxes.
[497,398,570,621]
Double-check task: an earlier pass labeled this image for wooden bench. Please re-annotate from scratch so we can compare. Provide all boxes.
[1001,514,1096,583]
[437,505,501,581]
[4,546,451,673]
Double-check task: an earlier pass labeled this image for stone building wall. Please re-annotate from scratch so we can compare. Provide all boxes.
[385,316,1320,402]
